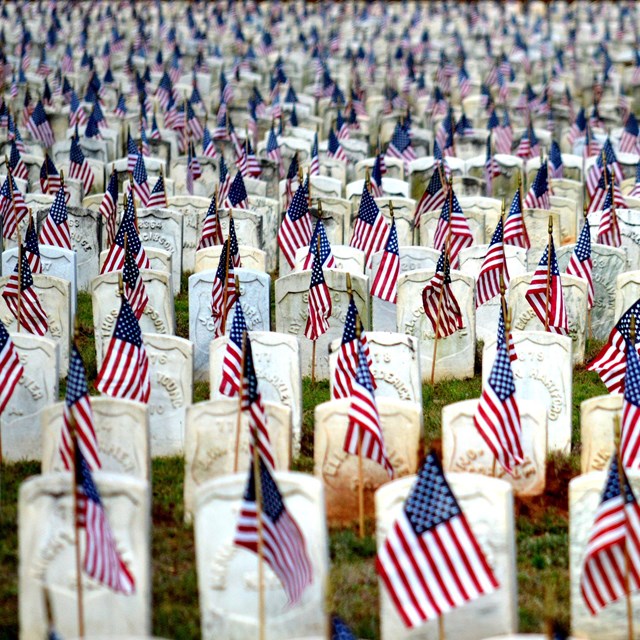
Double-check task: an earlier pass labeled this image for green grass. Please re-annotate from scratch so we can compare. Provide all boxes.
[0,291,610,639]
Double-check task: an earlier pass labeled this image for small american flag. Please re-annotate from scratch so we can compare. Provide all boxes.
[327,128,347,163]
[266,127,283,177]
[503,189,530,249]
[26,100,55,147]
[525,239,568,335]
[310,133,320,176]
[147,173,167,209]
[9,140,28,181]
[218,156,232,204]
[349,186,389,267]
[74,445,136,594]
[432,190,473,268]
[370,154,384,199]
[621,344,640,469]
[95,296,150,403]
[548,140,563,179]
[130,153,150,207]
[304,256,332,340]
[422,249,464,339]
[376,452,498,627]
[474,325,523,474]
[278,178,312,268]
[233,454,313,605]
[386,121,417,170]
[113,93,128,118]
[580,453,640,615]
[630,162,640,199]
[619,113,639,155]
[0,318,24,414]
[127,133,139,172]
[484,133,500,196]
[494,109,513,154]
[415,167,446,230]
[2,249,49,336]
[476,218,508,307]
[202,126,217,158]
[566,221,594,309]
[370,216,400,303]
[0,173,28,240]
[597,187,622,248]
[343,340,393,477]
[198,192,224,250]
[99,171,119,248]
[523,162,550,210]
[227,171,249,209]
[69,90,87,127]
[24,217,42,274]
[40,154,61,195]
[123,235,149,320]
[211,235,238,339]
[39,186,72,250]
[302,219,336,270]
[219,297,246,397]
[60,343,101,472]
[69,135,95,195]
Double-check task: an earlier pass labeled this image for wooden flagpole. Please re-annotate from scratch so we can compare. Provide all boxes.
[544,215,553,332]
[16,225,22,333]
[69,412,85,639]
[438,612,445,640]
[233,309,247,474]
[311,233,321,387]
[355,315,365,539]
[252,443,266,640]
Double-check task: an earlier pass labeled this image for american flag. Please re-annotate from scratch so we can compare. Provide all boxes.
[370,154,384,199]
[432,190,473,268]
[9,140,28,181]
[227,171,249,209]
[0,317,23,414]
[588,299,640,394]
[494,109,513,154]
[503,189,530,249]
[140,126,150,157]
[278,178,312,268]
[130,153,150,206]
[127,133,139,172]
[241,139,262,179]
[99,171,119,248]
[587,141,624,197]
[336,110,350,140]
[95,296,151,403]
[39,186,72,250]
[371,216,400,303]
[620,113,640,155]
[113,93,127,119]
[327,128,347,163]
[198,191,224,250]
[455,111,474,138]
[477,219,508,307]
[583,123,601,160]
[0,173,28,240]
[26,100,55,147]
[123,235,149,320]
[155,72,172,110]
[333,296,374,400]
[343,338,393,477]
[566,221,594,309]
[202,126,217,158]
[310,133,320,176]
[220,70,234,104]
[415,167,446,229]
[69,90,87,127]
[211,235,238,338]
[474,326,523,474]
[233,454,312,605]
[422,249,464,339]
[580,452,640,615]
[59,343,101,471]
[548,141,563,179]
[303,219,336,270]
[218,156,232,205]
[266,127,283,177]
[8,114,26,154]
[147,173,167,209]
[24,217,42,274]
[597,187,622,248]
[74,444,136,594]
[304,256,332,341]
[484,133,500,196]
[376,452,498,627]
[525,239,568,335]
[458,65,471,99]
[349,186,389,267]
[523,162,550,210]
[186,101,203,140]
[621,344,640,469]
[630,163,640,199]
[2,249,49,336]
[219,297,246,397]
[69,135,95,195]
[85,110,103,141]
[386,122,417,171]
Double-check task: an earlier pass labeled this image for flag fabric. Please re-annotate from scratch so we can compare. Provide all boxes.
[95,296,151,403]
[349,186,389,267]
[327,128,347,163]
[630,162,640,199]
[219,297,247,397]
[333,297,374,400]
[198,193,224,250]
[484,133,500,195]
[0,318,23,414]
[343,339,393,477]
[227,171,249,209]
[99,171,119,248]
[9,140,28,181]
[69,135,95,194]
[432,190,473,268]
[210,235,238,339]
[303,219,336,270]
[588,299,640,394]
[24,217,42,274]
[523,162,550,210]
[40,154,61,195]
[122,236,149,320]
[147,173,167,209]
[621,345,640,470]
[309,133,320,176]
[127,134,139,172]
[266,127,283,177]
[476,219,508,307]
[597,187,622,248]
[370,154,384,198]
[233,454,313,606]
[278,178,312,268]
[331,616,357,639]
[371,216,400,303]
[2,250,49,336]
[0,173,28,240]
[376,452,499,627]
[131,153,151,206]
[74,445,136,594]
[386,122,417,170]
[304,256,332,340]
[422,250,464,339]
[414,167,446,229]
[619,113,640,155]
[566,221,594,309]
[26,100,55,146]
[39,186,72,250]
[525,239,568,335]
[474,325,524,474]
[60,343,101,472]
[548,140,563,179]
[580,452,640,615]
[503,189,530,249]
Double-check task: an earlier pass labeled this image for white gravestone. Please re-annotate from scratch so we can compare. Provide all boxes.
[137,208,184,294]
[195,246,266,273]
[219,208,263,252]
[189,268,271,381]
[614,270,640,325]
[91,270,175,370]
[523,210,561,268]
[374,198,417,246]
[0,273,71,375]
[294,246,366,275]
[275,270,369,379]
[247,195,279,273]
[210,332,302,454]
[570,470,640,640]
[419,208,486,249]
[194,472,329,640]
[19,473,151,640]
[580,394,623,474]
[3,246,78,317]
[616,209,640,270]
[376,473,517,640]
[369,246,441,332]
[41,397,150,479]
[98,248,172,277]
[509,273,588,366]
[483,331,573,453]
[442,398,547,496]
[329,332,422,404]
[184,399,292,522]
[166,195,210,273]
[397,269,476,382]
[1,334,58,462]
[557,243,626,341]
[314,398,421,523]
[143,334,193,458]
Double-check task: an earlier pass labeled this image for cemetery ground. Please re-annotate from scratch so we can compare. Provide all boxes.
[0,277,608,640]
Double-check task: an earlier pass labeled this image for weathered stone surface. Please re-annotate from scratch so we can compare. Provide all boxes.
[580,394,622,474]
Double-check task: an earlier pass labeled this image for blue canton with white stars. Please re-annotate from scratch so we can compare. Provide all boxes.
[133,153,148,183]
[530,163,548,196]
[113,298,143,346]
[66,344,90,406]
[549,141,562,169]
[357,188,380,225]
[25,221,40,255]
[75,447,103,506]
[115,198,142,254]
[390,122,411,152]
[243,456,285,522]
[341,298,361,345]
[49,188,68,224]
[242,338,260,405]
[574,221,591,262]
[14,252,34,290]
[489,338,516,401]
[229,300,247,350]
[69,136,86,167]
[435,249,452,285]
[328,129,341,155]
[123,242,140,289]
[601,454,636,506]
[427,168,443,197]
[228,173,248,207]
[489,218,504,246]
[266,128,279,154]
[616,299,640,342]
[215,239,231,280]
[508,191,522,217]
[309,220,332,263]
[537,242,560,276]
[625,339,640,407]
[385,218,399,255]
[309,251,326,288]
[0,317,11,350]
[355,341,374,393]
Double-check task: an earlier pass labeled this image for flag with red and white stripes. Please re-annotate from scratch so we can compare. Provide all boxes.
[414,166,446,229]
[122,236,149,320]
[69,135,95,195]
[621,344,640,470]
[304,256,332,341]
[147,173,167,209]
[302,219,336,270]
[198,192,224,250]
[432,190,473,268]
[278,178,312,268]
[40,185,72,250]
[130,153,151,207]
[99,171,119,248]
[0,318,23,414]
[0,173,28,241]
[370,216,400,303]
[349,186,389,267]
[219,297,247,397]
[503,189,530,249]
[476,218,508,307]
[422,250,464,339]
[566,220,594,309]
[210,234,239,339]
